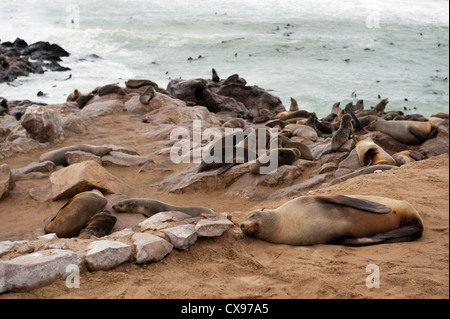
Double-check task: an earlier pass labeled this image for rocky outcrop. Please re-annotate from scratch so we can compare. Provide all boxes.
[166,72,286,119]
[0,38,70,83]
[20,105,65,143]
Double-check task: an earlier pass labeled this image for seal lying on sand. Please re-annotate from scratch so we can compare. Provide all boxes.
[40,144,112,166]
[44,190,108,238]
[240,195,423,246]
[113,198,217,217]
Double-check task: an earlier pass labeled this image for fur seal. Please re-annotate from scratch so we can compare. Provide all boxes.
[331,114,353,151]
[113,198,216,217]
[249,148,301,175]
[78,211,117,239]
[67,89,81,102]
[44,190,108,238]
[139,85,156,105]
[277,134,313,161]
[40,144,112,166]
[354,135,397,166]
[289,97,299,112]
[282,124,318,141]
[366,119,435,144]
[356,98,389,117]
[76,94,94,109]
[212,68,220,82]
[222,118,246,129]
[97,84,126,96]
[276,110,312,121]
[240,195,423,246]
[392,150,425,166]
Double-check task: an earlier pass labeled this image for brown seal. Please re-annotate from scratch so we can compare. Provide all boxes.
[240,195,423,246]
[356,98,389,117]
[44,190,107,238]
[249,148,301,175]
[354,135,397,166]
[39,144,112,166]
[78,211,117,239]
[113,198,216,217]
[222,118,246,129]
[289,97,299,112]
[366,119,435,144]
[328,114,353,153]
[66,89,82,102]
[392,150,425,166]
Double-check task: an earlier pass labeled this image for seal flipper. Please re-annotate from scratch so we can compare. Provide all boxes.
[408,126,428,143]
[335,224,423,246]
[316,195,392,214]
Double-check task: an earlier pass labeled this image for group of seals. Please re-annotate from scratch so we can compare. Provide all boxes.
[43,190,217,238]
[240,195,424,246]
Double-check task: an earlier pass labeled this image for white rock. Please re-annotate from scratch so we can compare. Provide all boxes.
[85,240,132,271]
[139,211,194,232]
[0,249,82,293]
[162,224,197,250]
[132,233,173,264]
[0,240,28,257]
[38,233,58,240]
[195,219,234,237]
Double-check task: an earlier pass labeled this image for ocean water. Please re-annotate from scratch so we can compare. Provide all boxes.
[0,0,448,118]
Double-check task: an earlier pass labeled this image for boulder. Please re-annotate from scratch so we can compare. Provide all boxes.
[85,240,132,271]
[161,224,197,250]
[132,233,173,263]
[20,105,64,143]
[0,163,15,199]
[139,211,199,232]
[29,160,130,201]
[195,219,234,237]
[0,249,82,293]
[79,99,125,122]
[143,104,214,126]
[66,150,102,165]
[101,151,151,167]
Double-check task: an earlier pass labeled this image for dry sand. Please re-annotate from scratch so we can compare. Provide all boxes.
[0,111,448,299]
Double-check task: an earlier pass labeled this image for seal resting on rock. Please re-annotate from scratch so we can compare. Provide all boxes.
[366,119,436,145]
[354,135,397,166]
[39,144,112,166]
[240,195,424,246]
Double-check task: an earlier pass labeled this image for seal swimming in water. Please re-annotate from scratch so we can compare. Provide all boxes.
[113,198,216,217]
[44,190,108,238]
[240,195,423,246]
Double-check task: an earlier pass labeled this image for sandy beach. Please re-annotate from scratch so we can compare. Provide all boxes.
[0,107,448,299]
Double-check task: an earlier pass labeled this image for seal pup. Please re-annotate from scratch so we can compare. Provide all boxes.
[40,144,112,166]
[97,84,126,96]
[249,148,301,175]
[44,190,108,238]
[77,211,117,239]
[113,198,216,217]
[354,135,397,166]
[277,134,313,161]
[366,119,435,144]
[240,195,423,246]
